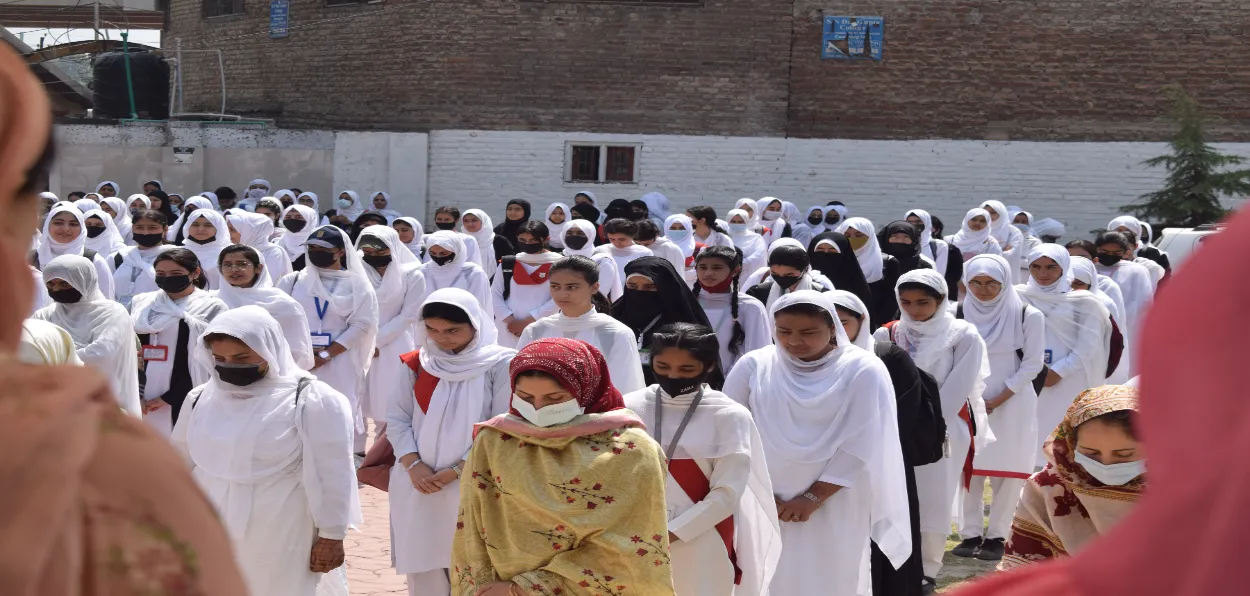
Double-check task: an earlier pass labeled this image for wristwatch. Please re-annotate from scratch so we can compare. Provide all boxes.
[318,350,332,360]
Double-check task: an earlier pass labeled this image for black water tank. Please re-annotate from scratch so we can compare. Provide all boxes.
[92,51,170,119]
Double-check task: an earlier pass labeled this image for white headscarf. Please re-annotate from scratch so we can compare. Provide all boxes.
[297,191,320,213]
[181,210,231,282]
[639,192,671,227]
[395,216,425,256]
[226,211,291,284]
[829,289,874,352]
[756,197,788,244]
[95,181,120,195]
[1068,255,1125,324]
[663,213,697,258]
[460,209,498,278]
[126,194,151,213]
[961,254,1026,354]
[100,196,132,240]
[1031,217,1065,240]
[1011,209,1035,237]
[543,202,572,250]
[423,230,475,288]
[73,198,99,214]
[166,196,214,242]
[1107,215,1145,252]
[131,284,222,355]
[841,217,885,283]
[561,219,598,258]
[37,204,88,267]
[213,249,315,370]
[948,208,998,255]
[278,204,319,260]
[892,269,960,370]
[356,225,420,306]
[415,288,515,467]
[753,290,912,566]
[82,208,126,256]
[906,209,936,257]
[334,190,364,221]
[186,305,362,536]
[369,192,403,222]
[804,205,826,237]
[246,178,270,198]
[274,189,297,206]
[294,226,379,379]
[734,198,760,228]
[1023,243,1073,295]
[32,255,141,416]
[1018,244,1111,391]
[19,319,82,366]
[980,200,1014,245]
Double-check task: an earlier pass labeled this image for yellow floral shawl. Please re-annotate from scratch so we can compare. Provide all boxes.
[452,411,677,596]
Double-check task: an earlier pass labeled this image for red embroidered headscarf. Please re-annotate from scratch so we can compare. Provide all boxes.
[509,338,625,415]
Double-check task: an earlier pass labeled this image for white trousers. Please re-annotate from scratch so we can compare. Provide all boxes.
[920,532,947,579]
[959,476,1026,540]
[407,569,450,596]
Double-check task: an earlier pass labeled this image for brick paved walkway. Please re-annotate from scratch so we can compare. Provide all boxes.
[343,427,407,595]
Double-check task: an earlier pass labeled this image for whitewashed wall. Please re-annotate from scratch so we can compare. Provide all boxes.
[428,130,1250,240]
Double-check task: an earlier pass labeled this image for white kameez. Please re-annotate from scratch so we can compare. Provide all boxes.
[516,308,646,395]
[624,386,782,596]
[386,288,514,577]
[723,291,910,596]
[180,210,232,290]
[560,220,624,303]
[595,243,653,287]
[422,231,492,311]
[1095,259,1154,351]
[32,254,140,417]
[37,204,116,300]
[215,259,316,371]
[490,251,561,348]
[112,245,174,310]
[695,290,772,377]
[726,208,768,277]
[358,226,427,424]
[227,211,293,285]
[172,306,361,596]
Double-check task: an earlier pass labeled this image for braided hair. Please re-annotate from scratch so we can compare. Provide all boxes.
[690,245,746,357]
[687,205,730,236]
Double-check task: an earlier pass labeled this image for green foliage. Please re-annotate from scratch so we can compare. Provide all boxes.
[1123,86,1250,227]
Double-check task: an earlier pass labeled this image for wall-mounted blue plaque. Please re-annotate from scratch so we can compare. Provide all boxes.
[822,16,884,61]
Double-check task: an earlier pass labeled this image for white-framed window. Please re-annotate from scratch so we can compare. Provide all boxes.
[565,142,640,184]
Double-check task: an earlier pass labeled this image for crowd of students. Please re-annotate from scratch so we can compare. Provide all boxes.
[24,180,1163,596]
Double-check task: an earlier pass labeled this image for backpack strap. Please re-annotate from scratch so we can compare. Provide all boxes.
[114,252,124,270]
[500,255,517,301]
[294,376,313,406]
[955,303,964,319]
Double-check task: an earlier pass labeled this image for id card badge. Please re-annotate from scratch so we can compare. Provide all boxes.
[142,345,169,362]
[311,333,333,348]
[639,348,652,366]
[1044,349,1053,365]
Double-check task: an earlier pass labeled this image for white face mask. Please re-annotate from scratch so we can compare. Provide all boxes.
[336,198,353,210]
[761,209,780,221]
[246,189,267,200]
[1074,452,1146,486]
[727,222,747,235]
[667,229,690,243]
[512,395,584,427]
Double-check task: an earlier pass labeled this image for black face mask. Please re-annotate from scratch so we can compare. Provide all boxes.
[772,274,802,290]
[881,241,916,259]
[215,362,266,386]
[654,372,708,399]
[563,235,589,250]
[49,288,82,304]
[283,219,307,233]
[517,241,543,254]
[623,288,663,329]
[824,214,841,226]
[1097,254,1122,267]
[187,235,217,245]
[435,221,456,231]
[85,226,106,238]
[133,232,164,248]
[362,254,393,268]
[308,250,339,269]
[632,210,649,220]
[430,253,455,266]
[807,216,823,226]
[155,275,192,293]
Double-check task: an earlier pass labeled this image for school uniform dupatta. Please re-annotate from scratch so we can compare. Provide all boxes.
[453,338,676,596]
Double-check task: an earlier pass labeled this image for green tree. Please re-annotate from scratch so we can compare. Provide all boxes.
[1123,86,1250,227]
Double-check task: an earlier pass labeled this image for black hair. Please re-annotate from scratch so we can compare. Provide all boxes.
[518,220,551,242]
[154,247,208,289]
[634,219,660,242]
[421,301,472,324]
[67,191,86,200]
[19,133,55,195]
[1095,231,1132,253]
[898,281,944,301]
[1066,239,1098,258]
[1139,225,1152,244]
[834,304,865,320]
[649,323,721,373]
[1120,230,1139,248]
[1074,410,1138,442]
[930,215,946,238]
[218,244,262,287]
[132,209,168,227]
[515,369,561,385]
[686,205,729,235]
[435,205,461,220]
[289,188,303,196]
[214,186,237,203]
[603,218,638,237]
[203,332,242,347]
[825,200,845,207]
[768,245,810,270]
[256,198,283,214]
[84,213,107,226]
[144,180,162,190]
[551,256,612,314]
[690,246,747,356]
[629,199,649,216]
[775,301,835,327]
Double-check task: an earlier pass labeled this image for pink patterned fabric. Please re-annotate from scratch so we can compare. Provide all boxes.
[508,338,625,414]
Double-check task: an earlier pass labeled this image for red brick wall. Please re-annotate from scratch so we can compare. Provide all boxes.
[167,0,1250,141]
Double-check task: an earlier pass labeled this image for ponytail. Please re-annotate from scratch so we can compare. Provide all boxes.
[591,291,612,315]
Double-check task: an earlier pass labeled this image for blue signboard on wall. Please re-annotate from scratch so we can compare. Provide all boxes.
[822,16,884,61]
[270,0,289,39]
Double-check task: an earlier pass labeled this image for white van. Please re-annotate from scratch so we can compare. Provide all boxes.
[1155,224,1222,272]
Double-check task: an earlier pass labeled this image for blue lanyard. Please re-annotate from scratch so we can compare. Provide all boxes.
[314,297,330,321]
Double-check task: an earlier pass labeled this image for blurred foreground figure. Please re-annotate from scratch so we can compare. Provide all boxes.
[0,42,248,595]
[955,207,1250,595]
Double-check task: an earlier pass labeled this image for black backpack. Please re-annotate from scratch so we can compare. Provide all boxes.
[874,340,948,466]
[500,255,517,300]
[955,303,1048,395]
